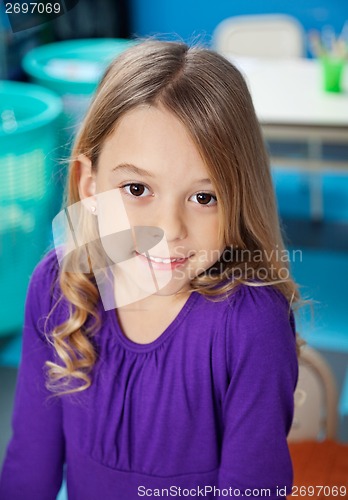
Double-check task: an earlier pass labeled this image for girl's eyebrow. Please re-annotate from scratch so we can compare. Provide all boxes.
[112,163,154,177]
[112,162,213,185]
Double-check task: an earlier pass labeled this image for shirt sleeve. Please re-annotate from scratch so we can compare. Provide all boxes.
[0,252,65,500]
[218,285,298,498]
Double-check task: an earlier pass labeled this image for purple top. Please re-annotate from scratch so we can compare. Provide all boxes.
[0,251,298,500]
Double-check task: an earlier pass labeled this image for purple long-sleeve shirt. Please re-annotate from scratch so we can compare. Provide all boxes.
[0,251,298,499]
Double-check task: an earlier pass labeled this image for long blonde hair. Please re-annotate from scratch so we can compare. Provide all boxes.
[46,40,300,395]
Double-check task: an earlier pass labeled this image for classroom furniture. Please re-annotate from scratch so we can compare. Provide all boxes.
[229,56,348,220]
[290,248,348,440]
[288,347,348,498]
[213,14,305,59]
[288,346,338,442]
[289,440,348,498]
[0,81,62,336]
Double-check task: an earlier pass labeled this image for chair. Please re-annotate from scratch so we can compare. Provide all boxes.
[288,345,338,442]
[288,347,348,491]
[212,14,305,59]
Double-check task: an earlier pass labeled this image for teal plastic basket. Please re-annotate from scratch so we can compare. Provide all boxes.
[0,81,62,335]
[22,38,137,142]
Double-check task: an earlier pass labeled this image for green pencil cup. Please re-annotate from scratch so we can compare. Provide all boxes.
[321,57,346,93]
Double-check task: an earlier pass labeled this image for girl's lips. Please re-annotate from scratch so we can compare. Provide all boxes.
[135,252,190,270]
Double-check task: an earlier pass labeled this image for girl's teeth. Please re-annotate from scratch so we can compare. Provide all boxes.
[163,258,171,264]
[151,256,177,264]
[140,253,181,264]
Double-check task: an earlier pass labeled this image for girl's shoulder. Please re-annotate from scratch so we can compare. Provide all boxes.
[200,281,292,322]
[200,282,296,352]
[225,282,292,320]
[205,283,298,385]
[194,283,297,395]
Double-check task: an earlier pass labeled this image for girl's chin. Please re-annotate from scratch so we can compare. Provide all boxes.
[109,258,191,303]
[149,279,191,297]
[111,277,190,307]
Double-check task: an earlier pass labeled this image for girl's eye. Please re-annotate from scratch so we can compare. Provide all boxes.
[191,192,217,206]
[121,183,151,197]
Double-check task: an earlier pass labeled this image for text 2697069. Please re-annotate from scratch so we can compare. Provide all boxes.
[5,3,61,14]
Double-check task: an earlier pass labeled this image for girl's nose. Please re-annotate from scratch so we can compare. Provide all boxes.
[155,202,188,243]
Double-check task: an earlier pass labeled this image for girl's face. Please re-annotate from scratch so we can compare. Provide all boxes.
[79,105,224,300]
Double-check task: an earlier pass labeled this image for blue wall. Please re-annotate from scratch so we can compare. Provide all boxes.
[130,0,348,51]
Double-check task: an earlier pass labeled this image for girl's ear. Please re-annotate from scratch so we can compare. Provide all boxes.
[77,154,97,214]
[77,154,96,200]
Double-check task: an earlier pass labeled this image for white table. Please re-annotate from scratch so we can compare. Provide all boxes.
[229,57,348,219]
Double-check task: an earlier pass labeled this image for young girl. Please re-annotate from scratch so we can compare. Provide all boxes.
[0,40,299,499]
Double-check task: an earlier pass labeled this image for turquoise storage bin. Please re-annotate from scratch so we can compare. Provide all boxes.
[0,81,62,335]
[22,38,137,144]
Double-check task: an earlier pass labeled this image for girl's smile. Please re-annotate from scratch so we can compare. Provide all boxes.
[135,250,192,270]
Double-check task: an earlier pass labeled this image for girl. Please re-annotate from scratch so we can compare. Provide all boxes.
[0,40,299,499]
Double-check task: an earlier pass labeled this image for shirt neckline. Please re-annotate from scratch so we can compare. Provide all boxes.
[107,291,200,352]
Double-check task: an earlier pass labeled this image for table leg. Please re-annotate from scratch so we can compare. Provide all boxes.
[308,139,324,221]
